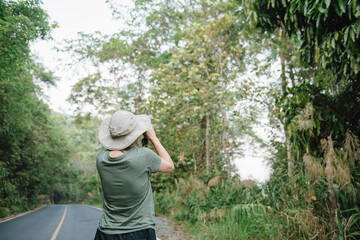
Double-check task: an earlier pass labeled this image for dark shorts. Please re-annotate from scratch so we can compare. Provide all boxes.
[94,228,157,240]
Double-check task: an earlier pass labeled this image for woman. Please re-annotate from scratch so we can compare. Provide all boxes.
[95,110,174,240]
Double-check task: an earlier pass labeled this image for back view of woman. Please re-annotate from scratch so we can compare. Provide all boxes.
[95,110,174,240]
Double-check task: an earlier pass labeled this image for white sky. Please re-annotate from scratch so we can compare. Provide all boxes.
[31,0,271,183]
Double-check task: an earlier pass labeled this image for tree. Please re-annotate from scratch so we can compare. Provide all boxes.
[254,0,360,82]
[62,0,255,180]
[125,0,255,180]
[149,16,246,179]
[253,0,360,236]
[0,0,79,215]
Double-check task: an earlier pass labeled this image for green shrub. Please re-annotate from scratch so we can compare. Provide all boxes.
[153,175,332,239]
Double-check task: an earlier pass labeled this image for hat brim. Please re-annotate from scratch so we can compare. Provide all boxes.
[98,114,151,150]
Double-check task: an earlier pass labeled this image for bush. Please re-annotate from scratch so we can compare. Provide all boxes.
[153,175,335,239]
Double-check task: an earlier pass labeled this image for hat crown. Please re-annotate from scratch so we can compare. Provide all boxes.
[109,111,136,137]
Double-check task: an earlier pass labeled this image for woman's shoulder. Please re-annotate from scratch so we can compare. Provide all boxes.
[96,149,108,159]
[97,148,108,154]
[132,147,151,153]
[131,147,157,156]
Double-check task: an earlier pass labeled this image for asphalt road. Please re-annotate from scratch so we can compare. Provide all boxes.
[0,204,101,240]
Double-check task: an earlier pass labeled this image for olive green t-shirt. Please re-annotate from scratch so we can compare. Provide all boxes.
[96,147,161,234]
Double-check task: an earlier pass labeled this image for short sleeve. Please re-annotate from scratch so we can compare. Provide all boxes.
[142,148,161,173]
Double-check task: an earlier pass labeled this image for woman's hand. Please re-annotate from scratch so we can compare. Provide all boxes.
[146,125,157,142]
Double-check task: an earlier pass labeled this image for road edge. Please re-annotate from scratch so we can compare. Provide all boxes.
[0,205,47,224]
[83,204,102,211]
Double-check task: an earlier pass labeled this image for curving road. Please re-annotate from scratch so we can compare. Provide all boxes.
[0,204,101,240]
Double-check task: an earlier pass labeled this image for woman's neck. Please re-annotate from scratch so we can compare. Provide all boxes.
[109,150,126,158]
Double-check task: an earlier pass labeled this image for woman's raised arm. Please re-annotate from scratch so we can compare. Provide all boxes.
[146,126,174,173]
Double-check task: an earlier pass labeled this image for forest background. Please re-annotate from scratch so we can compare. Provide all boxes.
[1,0,359,239]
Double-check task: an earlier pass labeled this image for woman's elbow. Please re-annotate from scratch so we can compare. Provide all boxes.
[168,163,175,172]
[158,160,175,173]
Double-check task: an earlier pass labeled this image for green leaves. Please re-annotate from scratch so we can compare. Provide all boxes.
[254,0,360,82]
[344,26,350,43]
[325,0,331,9]
[0,0,51,80]
[0,0,81,215]
[338,0,346,14]
[138,0,254,175]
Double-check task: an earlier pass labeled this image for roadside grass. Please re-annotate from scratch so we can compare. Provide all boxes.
[84,198,102,209]
[0,204,47,222]
[153,175,321,240]
[85,202,102,209]
[181,204,285,240]
[83,194,102,209]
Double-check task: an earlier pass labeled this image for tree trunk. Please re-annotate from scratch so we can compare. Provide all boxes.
[325,135,336,231]
[279,29,287,92]
[212,142,216,167]
[279,28,293,177]
[287,137,293,176]
[289,64,295,87]
[193,152,197,176]
[222,111,231,181]
[206,115,210,173]
[115,77,121,110]
[135,74,143,114]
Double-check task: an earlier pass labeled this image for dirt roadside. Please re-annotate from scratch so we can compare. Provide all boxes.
[155,216,193,240]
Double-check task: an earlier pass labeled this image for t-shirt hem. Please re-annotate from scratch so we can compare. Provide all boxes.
[98,224,155,235]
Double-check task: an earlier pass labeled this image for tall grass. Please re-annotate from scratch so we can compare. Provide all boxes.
[154,172,360,239]
[187,204,285,239]
[154,175,319,239]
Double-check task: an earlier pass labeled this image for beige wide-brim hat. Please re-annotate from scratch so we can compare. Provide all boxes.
[98,110,151,150]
